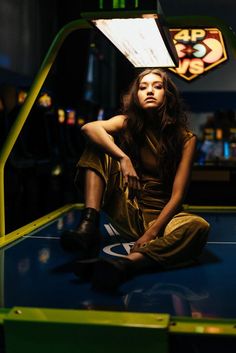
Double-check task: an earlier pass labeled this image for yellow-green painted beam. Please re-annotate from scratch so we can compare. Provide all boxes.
[183,205,236,213]
[0,19,91,237]
[169,316,236,336]
[6,306,169,327]
[2,307,236,353]
[4,307,170,353]
[0,203,83,248]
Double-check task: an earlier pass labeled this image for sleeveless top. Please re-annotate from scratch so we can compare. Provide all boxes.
[139,129,195,179]
[137,130,195,209]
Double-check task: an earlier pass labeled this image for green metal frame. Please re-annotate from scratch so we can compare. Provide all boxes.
[0,203,84,249]
[183,205,236,213]
[170,316,236,335]
[0,305,235,352]
[0,19,91,237]
[2,307,170,353]
[100,0,139,9]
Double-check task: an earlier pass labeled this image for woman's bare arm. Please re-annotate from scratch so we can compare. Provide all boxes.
[81,115,140,191]
[81,115,127,160]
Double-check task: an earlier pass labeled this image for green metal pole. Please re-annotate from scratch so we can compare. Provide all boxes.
[0,251,4,307]
[0,19,91,237]
[113,0,126,8]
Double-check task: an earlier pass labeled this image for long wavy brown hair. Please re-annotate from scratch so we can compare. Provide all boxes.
[119,68,189,185]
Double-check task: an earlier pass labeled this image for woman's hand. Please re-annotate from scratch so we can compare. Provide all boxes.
[119,155,141,199]
[131,235,155,252]
[130,227,158,252]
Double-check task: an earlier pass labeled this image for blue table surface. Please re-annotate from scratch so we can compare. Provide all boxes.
[1,209,236,319]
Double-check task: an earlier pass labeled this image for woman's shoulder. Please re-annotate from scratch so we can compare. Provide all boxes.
[108,114,127,122]
[182,129,196,143]
[108,114,128,128]
[109,114,127,118]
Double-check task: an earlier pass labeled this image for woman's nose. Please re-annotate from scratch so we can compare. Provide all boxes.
[147,86,154,94]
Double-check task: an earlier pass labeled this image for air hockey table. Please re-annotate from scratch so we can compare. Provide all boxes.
[0,204,236,353]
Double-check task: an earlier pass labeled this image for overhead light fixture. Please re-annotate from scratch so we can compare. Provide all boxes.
[82,10,178,68]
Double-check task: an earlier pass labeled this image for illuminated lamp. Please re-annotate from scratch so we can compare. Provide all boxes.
[77,117,85,126]
[82,9,178,68]
[58,109,66,124]
[66,109,76,125]
[18,90,27,105]
[38,93,52,108]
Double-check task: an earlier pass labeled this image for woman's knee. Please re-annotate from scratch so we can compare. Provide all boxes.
[191,215,210,235]
[164,213,210,237]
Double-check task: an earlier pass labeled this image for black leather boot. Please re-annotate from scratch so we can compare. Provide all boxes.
[60,207,100,258]
[73,258,100,280]
[92,257,135,292]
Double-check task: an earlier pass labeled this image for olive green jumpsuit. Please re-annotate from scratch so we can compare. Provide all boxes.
[76,131,210,269]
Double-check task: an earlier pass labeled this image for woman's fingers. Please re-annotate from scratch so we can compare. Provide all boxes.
[120,157,141,198]
[123,174,129,191]
[127,175,141,200]
[130,241,141,252]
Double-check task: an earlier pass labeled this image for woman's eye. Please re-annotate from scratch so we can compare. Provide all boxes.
[139,86,146,90]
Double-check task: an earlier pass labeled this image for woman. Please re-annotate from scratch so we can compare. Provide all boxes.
[61,68,210,291]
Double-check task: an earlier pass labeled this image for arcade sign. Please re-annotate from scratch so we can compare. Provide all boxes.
[169,28,228,81]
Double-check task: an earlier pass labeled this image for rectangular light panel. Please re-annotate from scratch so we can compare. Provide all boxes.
[92,17,177,67]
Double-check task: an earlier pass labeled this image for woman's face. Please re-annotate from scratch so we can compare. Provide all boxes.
[137,73,165,111]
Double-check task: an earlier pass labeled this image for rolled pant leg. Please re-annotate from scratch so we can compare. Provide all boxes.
[135,212,210,269]
[75,144,144,240]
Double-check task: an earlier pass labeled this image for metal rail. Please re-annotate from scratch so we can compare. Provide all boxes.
[0,19,91,237]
